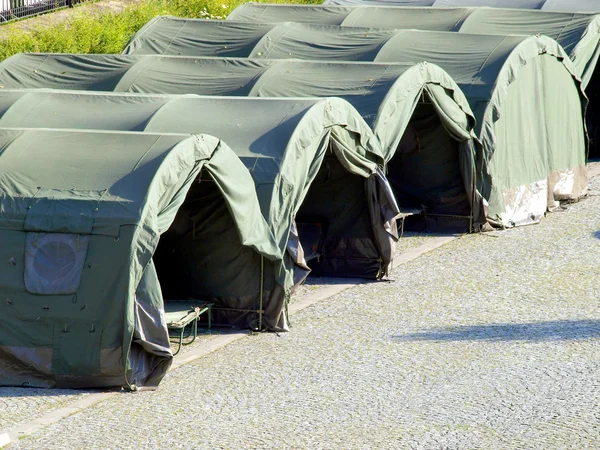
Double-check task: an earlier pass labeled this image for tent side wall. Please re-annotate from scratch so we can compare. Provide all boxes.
[433,0,546,7]
[482,51,587,227]
[541,0,600,12]
[483,58,548,226]
[228,4,471,31]
[324,0,435,4]
[0,225,140,388]
[539,54,587,203]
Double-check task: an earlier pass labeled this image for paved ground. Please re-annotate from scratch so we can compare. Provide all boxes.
[0,231,445,438]
[3,166,600,448]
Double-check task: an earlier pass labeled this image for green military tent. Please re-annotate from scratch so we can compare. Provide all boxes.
[228,4,600,155]
[0,91,400,286]
[324,0,435,4]
[228,5,600,88]
[433,0,600,10]
[323,0,600,10]
[123,18,587,228]
[0,54,483,231]
[0,128,281,389]
[228,4,473,30]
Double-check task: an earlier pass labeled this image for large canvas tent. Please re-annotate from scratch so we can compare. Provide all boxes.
[228,4,600,155]
[0,91,400,289]
[0,128,281,389]
[0,54,483,231]
[228,5,600,88]
[323,0,600,11]
[123,18,588,227]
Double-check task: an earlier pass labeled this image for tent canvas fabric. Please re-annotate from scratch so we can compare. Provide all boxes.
[230,4,600,157]
[0,128,281,389]
[123,18,588,228]
[0,54,485,230]
[228,4,600,88]
[229,4,600,156]
[323,0,600,11]
[0,91,401,305]
[228,3,473,30]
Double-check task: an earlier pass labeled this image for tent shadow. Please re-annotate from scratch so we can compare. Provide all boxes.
[392,320,600,343]
[593,231,600,239]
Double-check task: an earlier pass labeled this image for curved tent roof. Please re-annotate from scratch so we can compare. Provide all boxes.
[228,3,472,30]
[123,18,587,227]
[324,0,435,4]
[459,9,600,86]
[123,18,582,110]
[0,54,472,156]
[0,128,280,389]
[122,18,399,60]
[0,54,485,229]
[0,90,400,287]
[0,53,268,96]
[436,0,600,10]
[227,5,600,87]
[433,0,546,6]
[324,0,600,10]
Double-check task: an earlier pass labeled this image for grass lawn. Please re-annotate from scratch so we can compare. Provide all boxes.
[0,0,320,61]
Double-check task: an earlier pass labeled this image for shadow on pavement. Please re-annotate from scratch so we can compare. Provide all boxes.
[593,231,600,239]
[393,320,600,342]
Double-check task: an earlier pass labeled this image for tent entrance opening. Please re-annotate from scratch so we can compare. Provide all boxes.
[296,151,380,279]
[388,97,471,232]
[153,171,274,326]
[586,66,600,159]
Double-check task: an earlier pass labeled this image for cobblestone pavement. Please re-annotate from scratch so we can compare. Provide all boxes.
[0,232,440,434]
[5,169,600,449]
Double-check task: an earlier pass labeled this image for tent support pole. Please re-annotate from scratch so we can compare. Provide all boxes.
[259,255,264,331]
[470,165,477,233]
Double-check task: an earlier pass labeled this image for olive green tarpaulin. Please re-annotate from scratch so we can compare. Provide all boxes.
[228,4,600,88]
[0,128,281,389]
[228,4,600,157]
[0,54,484,230]
[123,18,587,227]
[323,0,600,10]
[0,91,401,312]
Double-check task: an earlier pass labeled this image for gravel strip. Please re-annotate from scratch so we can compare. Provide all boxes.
[6,173,600,449]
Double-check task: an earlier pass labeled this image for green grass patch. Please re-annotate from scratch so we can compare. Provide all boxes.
[0,0,320,61]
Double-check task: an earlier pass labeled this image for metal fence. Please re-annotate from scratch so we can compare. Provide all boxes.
[0,0,82,23]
